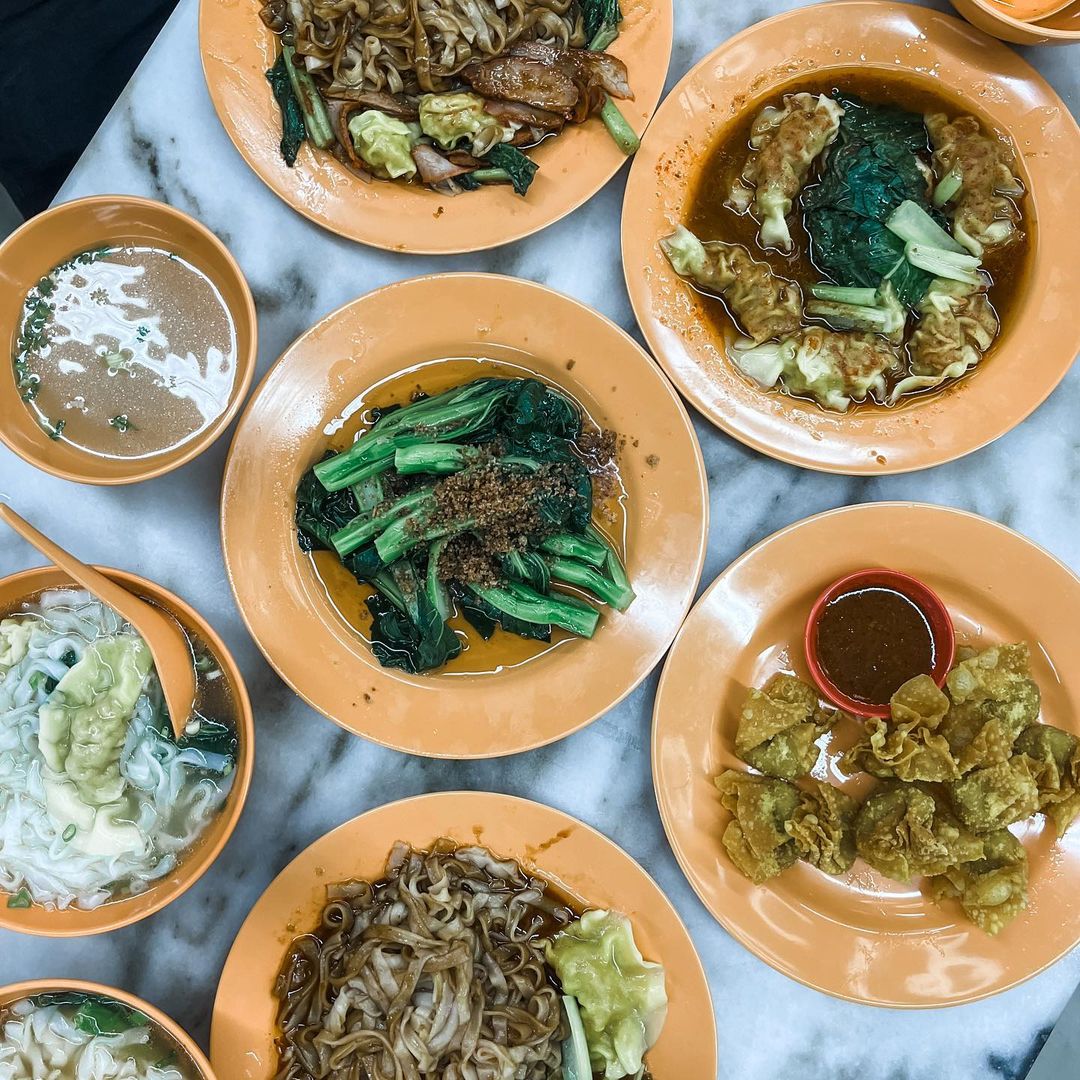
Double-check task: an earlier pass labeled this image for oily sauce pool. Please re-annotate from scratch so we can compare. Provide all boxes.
[815,585,936,705]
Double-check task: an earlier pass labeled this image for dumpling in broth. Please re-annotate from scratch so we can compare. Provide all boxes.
[728,93,844,252]
[947,757,1040,833]
[732,327,899,412]
[733,673,841,781]
[925,112,1024,257]
[659,227,803,344]
[927,828,1028,936]
[1013,724,1080,837]
[715,770,800,884]
[888,278,1000,403]
[855,784,983,882]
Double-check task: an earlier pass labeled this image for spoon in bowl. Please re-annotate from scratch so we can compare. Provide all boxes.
[0,505,193,741]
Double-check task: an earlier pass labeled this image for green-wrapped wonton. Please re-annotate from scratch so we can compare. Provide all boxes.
[734,673,841,781]
[855,784,983,882]
[1013,724,1080,837]
[786,779,859,875]
[842,675,960,783]
[947,757,1040,833]
[715,770,800,884]
[927,829,1028,935]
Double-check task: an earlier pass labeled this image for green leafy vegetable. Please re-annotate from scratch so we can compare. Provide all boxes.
[296,458,362,552]
[108,414,135,433]
[581,0,623,50]
[885,199,966,254]
[483,144,538,197]
[904,242,983,285]
[266,53,306,167]
[6,888,31,908]
[283,44,334,150]
[73,999,148,1037]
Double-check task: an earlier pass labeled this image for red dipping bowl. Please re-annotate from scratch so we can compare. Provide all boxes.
[804,568,956,718]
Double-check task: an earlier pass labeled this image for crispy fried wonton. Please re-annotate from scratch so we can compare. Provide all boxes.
[715,770,801,884]
[1014,724,1080,837]
[734,674,841,781]
[947,757,1040,833]
[787,779,859,876]
[927,829,1028,935]
[946,643,1041,736]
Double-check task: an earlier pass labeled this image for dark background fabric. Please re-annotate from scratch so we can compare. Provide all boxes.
[0,0,178,215]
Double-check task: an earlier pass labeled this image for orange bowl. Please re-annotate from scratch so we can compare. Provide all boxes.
[198,0,672,252]
[0,195,256,485]
[0,565,254,936]
[210,792,717,1079]
[622,1,1080,474]
[949,0,1080,43]
[0,979,215,1079]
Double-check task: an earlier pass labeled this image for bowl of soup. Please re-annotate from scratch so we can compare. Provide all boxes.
[0,195,256,484]
[0,980,215,1080]
[0,564,254,935]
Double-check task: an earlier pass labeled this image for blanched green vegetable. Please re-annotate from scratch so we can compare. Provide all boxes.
[561,996,594,1080]
[547,910,667,1079]
[348,110,421,180]
[805,280,907,342]
[419,92,509,156]
[265,53,306,167]
[483,144,538,196]
[38,634,152,806]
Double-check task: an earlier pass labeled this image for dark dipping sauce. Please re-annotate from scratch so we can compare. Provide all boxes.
[816,586,936,705]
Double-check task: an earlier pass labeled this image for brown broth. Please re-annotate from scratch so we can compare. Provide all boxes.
[684,69,1032,410]
[16,245,237,456]
[307,357,629,677]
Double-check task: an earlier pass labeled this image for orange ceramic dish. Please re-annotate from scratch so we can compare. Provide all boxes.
[210,791,717,1078]
[621,1,1080,475]
[950,0,1080,43]
[652,502,1080,1008]
[198,0,671,253]
[0,980,216,1079]
[220,273,707,758]
[0,195,256,485]
[0,566,254,937]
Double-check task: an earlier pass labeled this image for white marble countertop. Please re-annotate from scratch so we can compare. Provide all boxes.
[2,0,1079,1076]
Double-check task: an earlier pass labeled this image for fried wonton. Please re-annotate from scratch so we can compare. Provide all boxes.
[854,784,983,883]
[947,757,1040,833]
[946,643,1040,736]
[733,674,841,781]
[786,779,859,876]
[841,675,961,783]
[1014,724,1080,837]
[927,829,1028,935]
[715,770,801,884]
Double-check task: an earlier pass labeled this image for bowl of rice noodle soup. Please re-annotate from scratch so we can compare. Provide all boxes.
[0,979,215,1080]
[0,565,253,936]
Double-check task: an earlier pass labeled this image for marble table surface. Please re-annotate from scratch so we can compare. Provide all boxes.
[3,0,1079,1076]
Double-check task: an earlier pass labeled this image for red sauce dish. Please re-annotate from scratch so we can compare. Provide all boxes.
[804,568,955,718]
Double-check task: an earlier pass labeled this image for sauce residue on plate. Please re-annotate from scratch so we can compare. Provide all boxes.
[14,244,237,458]
[815,585,936,705]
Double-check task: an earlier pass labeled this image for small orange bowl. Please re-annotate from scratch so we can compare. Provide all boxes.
[0,565,254,936]
[949,0,1080,44]
[0,979,215,1079]
[0,195,256,485]
[804,567,956,718]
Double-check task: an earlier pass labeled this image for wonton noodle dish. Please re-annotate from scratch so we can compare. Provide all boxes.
[274,842,667,1079]
[0,992,194,1080]
[0,590,238,912]
[258,0,637,196]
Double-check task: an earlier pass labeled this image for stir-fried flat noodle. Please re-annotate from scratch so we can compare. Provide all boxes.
[277,0,585,96]
[274,842,569,1080]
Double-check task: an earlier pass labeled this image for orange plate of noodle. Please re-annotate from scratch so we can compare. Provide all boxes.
[198,0,671,253]
[210,792,717,1079]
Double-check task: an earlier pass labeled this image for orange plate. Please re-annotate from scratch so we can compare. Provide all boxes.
[210,791,717,1078]
[621,1,1080,475]
[949,0,1080,44]
[198,0,671,253]
[0,566,254,937]
[652,502,1080,1008]
[0,979,216,1080]
[220,273,707,758]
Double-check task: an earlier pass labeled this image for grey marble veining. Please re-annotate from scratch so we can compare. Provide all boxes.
[2,0,1080,1076]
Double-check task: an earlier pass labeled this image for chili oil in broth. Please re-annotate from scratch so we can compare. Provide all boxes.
[308,357,630,676]
[16,245,238,457]
[685,69,1032,411]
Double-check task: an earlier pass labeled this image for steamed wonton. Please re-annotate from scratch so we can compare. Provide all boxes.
[715,770,799,884]
[927,829,1028,935]
[1013,724,1080,837]
[888,278,1000,402]
[925,113,1024,257]
[855,784,983,883]
[728,93,844,252]
[733,674,841,781]
[947,757,1040,833]
[660,227,803,345]
[731,327,899,412]
[841,675,961,783]
[786,779,858,876]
